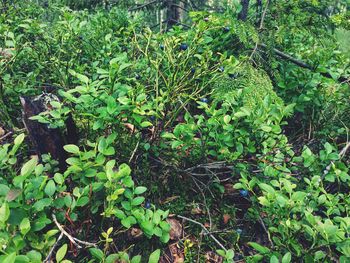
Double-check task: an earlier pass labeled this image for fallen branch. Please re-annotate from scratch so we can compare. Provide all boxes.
[177,215,228,252]
[258,43,349,83]
[52,214,97,249]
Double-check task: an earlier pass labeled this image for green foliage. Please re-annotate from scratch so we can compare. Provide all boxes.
[0,134,168,261]
[0,0,349,262]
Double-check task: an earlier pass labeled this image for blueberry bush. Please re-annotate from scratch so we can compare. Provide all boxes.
[0,0,349,262]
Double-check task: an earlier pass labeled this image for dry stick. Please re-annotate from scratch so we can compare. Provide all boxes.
[52,214,97,249]
[249,0,269,60]
[258,43,349,83]
[129,140,140,163]
[177,215,228,252]
[44,232,64,263]
[257,216,274,248]
[191,177,213,230]
[0,131,12,141]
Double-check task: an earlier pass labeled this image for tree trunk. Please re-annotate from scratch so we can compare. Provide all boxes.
[238,0,250,21]
[20,94,78,173]
[166,0,181,29]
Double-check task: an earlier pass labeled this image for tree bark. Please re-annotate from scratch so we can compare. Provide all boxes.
[238,0,250,21]
[20,94,78,172]
[166,0,181,29]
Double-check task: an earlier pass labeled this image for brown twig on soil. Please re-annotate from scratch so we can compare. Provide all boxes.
[177,215,228,252]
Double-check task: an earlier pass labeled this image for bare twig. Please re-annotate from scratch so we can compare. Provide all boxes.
[52,214,97,249]
[44,232,64,263]
[129,140,140,163]
[191,177,212,230]
[177,215,228,252]
[257,216,274,248]
[0,131,12,141]
[258,43,349,83]
[249,0,269,60]
[339,141,350,158]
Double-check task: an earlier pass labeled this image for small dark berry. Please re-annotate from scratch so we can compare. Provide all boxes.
[223,26,230,32]
[204,17,209,22]
[160,44,164,50]
[150,116,155,121]
[200,98,208,103]
[135,74,141,80]
[191,68,196,74]
[180,43,188,51]
[239,189,248,197]
[219,66,224,72]
[236,228,243,234]
[145,201,151,209]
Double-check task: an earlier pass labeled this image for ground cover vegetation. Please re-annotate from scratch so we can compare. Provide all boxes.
[0,0,349,262]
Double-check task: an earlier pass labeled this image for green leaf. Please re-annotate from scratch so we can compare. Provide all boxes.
[76,196,89,207]
[0,185,10,196]
[259,183,275,195]
[14,255,30,263]
[148,249,161,263]
[3,252,16,263]
[63,145,80,154]
[248,242,270,254]
[14,133,25,146]
[69,69,89,84]
[140,121,153,128]
[132,197,145,206]
[56,244,68,262]
[44,180,56,197]
[223,115,231,124]
[131,255,142,263]
[26,250,42,263]
[21,157,38,177]
[226,249,234,259]
[270,255,279,263]
[20,218,31,235]
[261,125,272,132]
[54,173,64,185]
[106,97,117,114]
[0,202,10,223]
[282,252,291,263]
[89,248,104,261]
[134,186,147,195]
[33,198,51,212]
[121,216,136,228]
